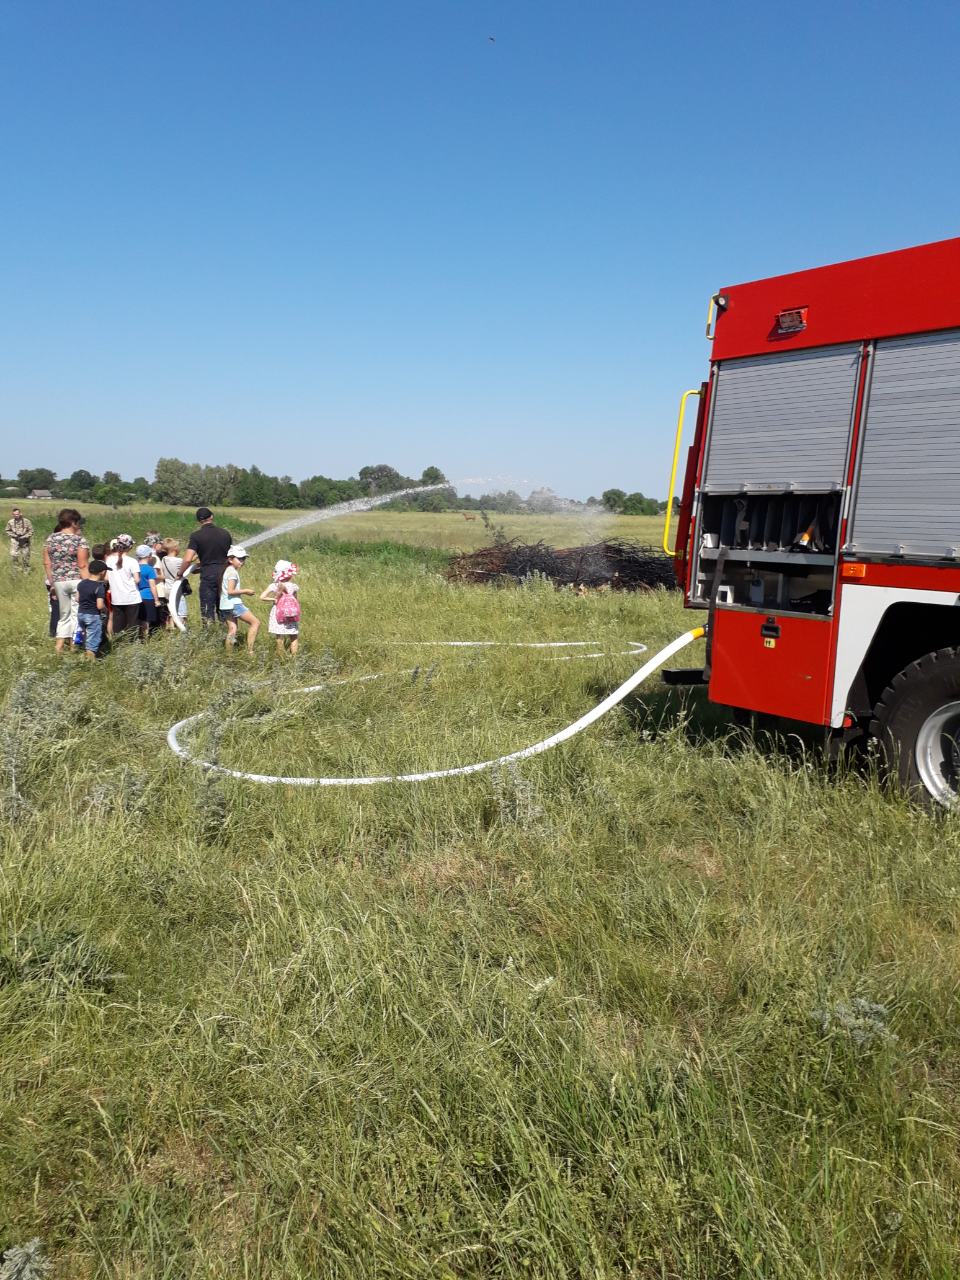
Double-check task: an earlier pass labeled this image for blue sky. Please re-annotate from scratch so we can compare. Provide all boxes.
[2,1,958,499]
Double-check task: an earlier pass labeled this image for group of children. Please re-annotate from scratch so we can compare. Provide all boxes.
[51,531,302,659]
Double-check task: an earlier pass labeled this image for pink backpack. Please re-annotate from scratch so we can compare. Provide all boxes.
[275,587,300,624]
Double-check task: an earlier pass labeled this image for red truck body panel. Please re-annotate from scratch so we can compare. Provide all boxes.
[710,235,960,361]
[708,609,836,722]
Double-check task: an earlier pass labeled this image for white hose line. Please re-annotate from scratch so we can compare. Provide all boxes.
[241,484,450,548]
[166,627,704,787]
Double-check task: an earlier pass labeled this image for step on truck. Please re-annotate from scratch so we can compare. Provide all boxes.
[665,235,960,807]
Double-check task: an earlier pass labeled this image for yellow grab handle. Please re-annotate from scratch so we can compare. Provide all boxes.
[705,294,717,339]
[705,292,727,340]
[662,388,701,556]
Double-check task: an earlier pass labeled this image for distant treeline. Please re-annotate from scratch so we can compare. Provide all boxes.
[3,463,671,516]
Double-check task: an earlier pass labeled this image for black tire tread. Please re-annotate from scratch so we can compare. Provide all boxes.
[869,646,960,741]
[869,646,960,805]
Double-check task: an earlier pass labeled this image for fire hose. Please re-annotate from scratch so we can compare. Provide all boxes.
[165,627,705,786]
[162,488,704,785]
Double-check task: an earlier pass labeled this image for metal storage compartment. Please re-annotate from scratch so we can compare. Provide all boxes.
[848,328,960,558]
[701,344,861,493]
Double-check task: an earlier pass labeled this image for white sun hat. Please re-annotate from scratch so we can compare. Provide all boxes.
[228,544,249,559]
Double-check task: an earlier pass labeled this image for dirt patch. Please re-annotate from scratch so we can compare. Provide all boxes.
[401,850,490,893]
[662,841,725,880]
[140,1132,230,1193]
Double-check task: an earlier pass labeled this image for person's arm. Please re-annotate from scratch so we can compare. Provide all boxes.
[77,543,90,579]
[148,574,159,604]
[43,540,53,581]
[25,520,33,538]
[96,587,106,613]
[177,548,197,578]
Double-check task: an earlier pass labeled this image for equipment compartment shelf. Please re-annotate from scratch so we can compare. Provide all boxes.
[699,548,835,566]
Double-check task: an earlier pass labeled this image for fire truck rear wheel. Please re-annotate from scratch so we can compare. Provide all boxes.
[870,648,960,808]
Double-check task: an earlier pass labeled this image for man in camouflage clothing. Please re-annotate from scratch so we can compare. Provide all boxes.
[5,507,33,570]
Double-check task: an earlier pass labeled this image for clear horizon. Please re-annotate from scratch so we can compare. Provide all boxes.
[2,1,958,500]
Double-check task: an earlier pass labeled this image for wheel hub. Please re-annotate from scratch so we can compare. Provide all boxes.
[915,700,960,807]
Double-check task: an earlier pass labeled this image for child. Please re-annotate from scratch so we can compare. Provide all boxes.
[159,539,189,629]
[44,575,60,638]
[219,546,260,650]
[260,559,301,655]
[76,560,108,661]
[90,543,113,643]
[106,535,142,638]
[135,544,160,638]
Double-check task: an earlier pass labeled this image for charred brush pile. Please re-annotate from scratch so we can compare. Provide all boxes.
[446,539,678,592]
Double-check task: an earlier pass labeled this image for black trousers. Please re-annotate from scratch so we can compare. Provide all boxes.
[112,602,141,634]
[199,573,222,622]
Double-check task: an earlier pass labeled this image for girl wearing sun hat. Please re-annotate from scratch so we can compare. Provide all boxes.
[105,534,142,637]
[259,559,301,655]
[219,546,260,650]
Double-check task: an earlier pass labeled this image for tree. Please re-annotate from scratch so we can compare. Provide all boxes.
[153,458,192,505]
[358,464,409,494]
[200,466,229,505]
[102,470,122,486]
[68,469,99,492]
[420,466,447,486]
[478,489,526,513]
[276,477,300,509]
[409,488,448,512]
[621,491,658,516]
[601,488,627,513]
[527,487,562,513]
[94,482,134,509]
[18,467,57,493]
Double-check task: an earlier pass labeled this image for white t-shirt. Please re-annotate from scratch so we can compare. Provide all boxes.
[106,552,141,605]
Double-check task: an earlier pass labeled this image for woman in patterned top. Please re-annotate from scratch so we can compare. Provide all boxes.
[42,508,90,653]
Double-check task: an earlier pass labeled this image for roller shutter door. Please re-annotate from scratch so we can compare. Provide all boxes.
[702,344,861,493]
[849,329,960,557]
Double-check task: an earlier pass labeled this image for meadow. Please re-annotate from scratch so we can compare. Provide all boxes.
[1,504,959,1278]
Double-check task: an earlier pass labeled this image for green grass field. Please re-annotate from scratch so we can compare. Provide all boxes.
[5,498,668,555]
[1,506,959,1278]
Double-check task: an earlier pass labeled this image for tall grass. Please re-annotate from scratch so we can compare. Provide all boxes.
[0,536,958,1278]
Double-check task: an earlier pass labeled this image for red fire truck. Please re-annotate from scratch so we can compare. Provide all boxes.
[665,235,960,806]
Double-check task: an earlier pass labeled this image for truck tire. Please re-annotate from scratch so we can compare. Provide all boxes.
[870,647,960,808]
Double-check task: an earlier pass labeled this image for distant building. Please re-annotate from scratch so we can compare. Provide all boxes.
[28,489,54,500]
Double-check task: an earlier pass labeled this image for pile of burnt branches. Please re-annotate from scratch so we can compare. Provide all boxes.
[446,539,678,591]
